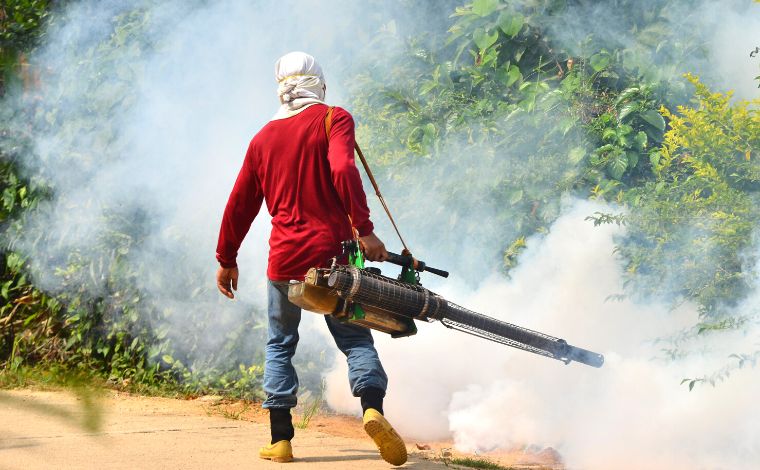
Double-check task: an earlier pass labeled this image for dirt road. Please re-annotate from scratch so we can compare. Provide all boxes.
[0,389,560,470]
[0,389,445,470]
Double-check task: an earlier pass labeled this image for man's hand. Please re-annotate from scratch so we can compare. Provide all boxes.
[216,266,239,299]
[358,232,389,262]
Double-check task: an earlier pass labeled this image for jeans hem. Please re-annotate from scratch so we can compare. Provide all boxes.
[262,401,297,410]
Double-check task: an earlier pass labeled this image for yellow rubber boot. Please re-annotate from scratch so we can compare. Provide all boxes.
[259,440,294,463]
[363,408,407,466]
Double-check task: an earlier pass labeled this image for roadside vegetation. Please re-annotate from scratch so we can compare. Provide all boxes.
[1,1,269,398]
[448,456,516,470]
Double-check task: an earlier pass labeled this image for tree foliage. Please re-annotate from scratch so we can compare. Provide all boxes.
[349,0,760,371]
[621,75,760,318]
[0,0,51,94]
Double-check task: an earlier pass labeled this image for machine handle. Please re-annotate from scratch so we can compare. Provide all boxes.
[424,265,450,278]
[386,252,449,278]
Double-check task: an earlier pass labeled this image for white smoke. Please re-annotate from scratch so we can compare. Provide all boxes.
[325,200,760,469]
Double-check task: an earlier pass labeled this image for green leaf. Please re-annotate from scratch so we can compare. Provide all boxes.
[23,311,41,327]
[513,46,526,62]
[618,103,637,122]
[473,28,498,51]
[162,355,174,365]
[406,126,423,151]
[558,116,575,136]
[497,11,524,37]
[6,253,24,272]
[626,151,640,169]
[634,131,648,151]
[479,47,499,66]
[496,63,521,87]
[607,150,628,180]
[639,109,665,131]
[422,122,437,148]
[1,280,12,300]
[615,87,640,106]
[419,80,438,95]
[569,147,586,164]
[471,0,499,17]
[589,53,611,72]
[3,188,16,211]
[649,151,661,167]
[509,189,523,205]
[602,128,617,142]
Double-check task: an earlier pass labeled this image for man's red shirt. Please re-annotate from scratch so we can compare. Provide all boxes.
[216,104,374,281]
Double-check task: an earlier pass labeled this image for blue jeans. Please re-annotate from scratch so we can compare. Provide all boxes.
[262,280,388,409]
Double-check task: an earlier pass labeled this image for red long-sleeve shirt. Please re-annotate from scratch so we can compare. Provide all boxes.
[216,104,374,281]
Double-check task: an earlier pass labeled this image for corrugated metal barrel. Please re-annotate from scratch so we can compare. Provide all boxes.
[328,266,446,320]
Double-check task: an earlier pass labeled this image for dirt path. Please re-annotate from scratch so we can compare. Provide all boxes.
[0,389,560,470]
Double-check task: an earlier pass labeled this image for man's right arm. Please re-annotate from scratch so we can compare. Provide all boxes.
[216,142,263,297]
[326,107,388,261]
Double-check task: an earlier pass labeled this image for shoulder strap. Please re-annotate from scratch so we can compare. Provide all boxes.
[324,106,358,237]
[323,105,409,251]
[324,106,335,140]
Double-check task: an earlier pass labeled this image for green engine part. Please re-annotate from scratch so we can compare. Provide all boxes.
[343,240,418,337]
[347,241,367,321]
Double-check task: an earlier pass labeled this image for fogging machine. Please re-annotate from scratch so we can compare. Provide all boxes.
[288,240,604,368]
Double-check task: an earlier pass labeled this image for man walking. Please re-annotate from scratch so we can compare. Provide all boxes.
[215,51,407,466]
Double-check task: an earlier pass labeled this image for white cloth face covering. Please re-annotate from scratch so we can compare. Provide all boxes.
[272,51,327,121]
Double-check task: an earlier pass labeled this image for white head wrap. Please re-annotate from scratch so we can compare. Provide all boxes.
[272,51,326,120]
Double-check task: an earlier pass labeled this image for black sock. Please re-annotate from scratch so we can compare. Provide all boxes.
[269,408,294,444]
[360,387,385,415]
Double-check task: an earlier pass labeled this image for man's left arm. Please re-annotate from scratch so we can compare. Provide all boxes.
[215,141,264,298]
